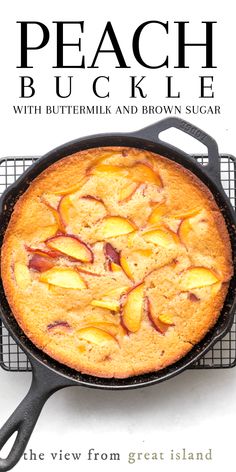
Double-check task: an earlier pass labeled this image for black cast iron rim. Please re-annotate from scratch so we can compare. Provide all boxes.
[0,117,236,389]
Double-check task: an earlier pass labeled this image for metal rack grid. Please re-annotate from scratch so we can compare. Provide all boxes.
[0,154,235,372]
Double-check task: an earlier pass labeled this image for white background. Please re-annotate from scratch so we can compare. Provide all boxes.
[0,1,235,471]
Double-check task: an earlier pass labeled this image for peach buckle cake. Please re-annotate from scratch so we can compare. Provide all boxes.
[1,147,233,378]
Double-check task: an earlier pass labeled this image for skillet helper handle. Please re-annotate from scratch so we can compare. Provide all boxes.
[0,363,72,471]
[138,117,221,184]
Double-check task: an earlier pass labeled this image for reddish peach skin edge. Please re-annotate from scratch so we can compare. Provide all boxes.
[104,242,121,268]
[25,245,59,258]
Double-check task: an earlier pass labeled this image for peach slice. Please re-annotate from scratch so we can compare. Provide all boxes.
[53,177,88,196]
[91,286,130,312]
[40,267,87,289]
[41,193,61,210]
[143,228,179,248]
[59,193,106,228]
[51,210,65,232]
[46,235,93,262]
[90,151,116,165]
[91,299,120,312]
[118,182,140,202]
[181,267,219,290]
[30,224,59,243]
[86,322,120,337]
[130,163,162,187]
[158,313,175,326]
[178,218,192,244]
[89,164,129,178]
[14,262,31,289]
[58,194,77,228]
[40,194,65,232]
[148,203,168,225]
[211,281,222,295]
[26,246,59,259]
[178,212,210,246]
[104,286,130,298]
[97,216,136,239]
[77,327,118,346]
[104,242,120,268]
[146,298,170,334]
[145,154,158,168]
[71,194,107,214]
[88,150,128,169]
[104,242,122,272]
[91,322,127,338]
[135,249,153,257]
[29,254,55,272]
[120,254,134,281]
[110,262,123,272]
[127,230,138,247]
[122,283,144,332]
[171,207,201,219]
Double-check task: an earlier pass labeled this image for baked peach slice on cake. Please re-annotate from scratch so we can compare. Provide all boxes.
[58,195,76,228]
[40,193,61,210]
[118,182,140,202]
[121,283,145,332]
[87,150,130,170]
[178,218,192,244]
[120,254,135,281]
[53,177,88,196]
[142,227,180,248]
[91,286,129,312]
[77,327,118,346]
[14,262,31,289]
[104,243,134,279]
[180,267,220,290]
[40,267,87,289]
[91,299,120,312]
[90,161,162,187]
[89,164,129,178]
[171,207,201,220]
[70,194,107,215]
[178,210,208,246]
[26,246,59,259]
[29,224,60,243]
[146,298,175,334]
[40,194,65,232]
[46,235,93,262]
[97,216,136,239]
[83,322,123,337]
[129,163,162,187]
[59,193,107,228]
[148,203,169,225]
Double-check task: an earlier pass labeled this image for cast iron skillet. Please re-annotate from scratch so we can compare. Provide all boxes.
[0,117,235,471]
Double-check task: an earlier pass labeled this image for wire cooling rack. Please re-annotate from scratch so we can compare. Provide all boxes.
[0,154,235,372]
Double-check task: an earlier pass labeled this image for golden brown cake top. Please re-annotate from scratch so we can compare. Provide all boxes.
[1,147,233,378]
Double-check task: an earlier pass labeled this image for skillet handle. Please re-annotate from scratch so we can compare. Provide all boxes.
[0,361,74,471]
[137,117,221,183]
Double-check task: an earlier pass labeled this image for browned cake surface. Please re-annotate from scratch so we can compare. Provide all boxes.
[1,147,233,378]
